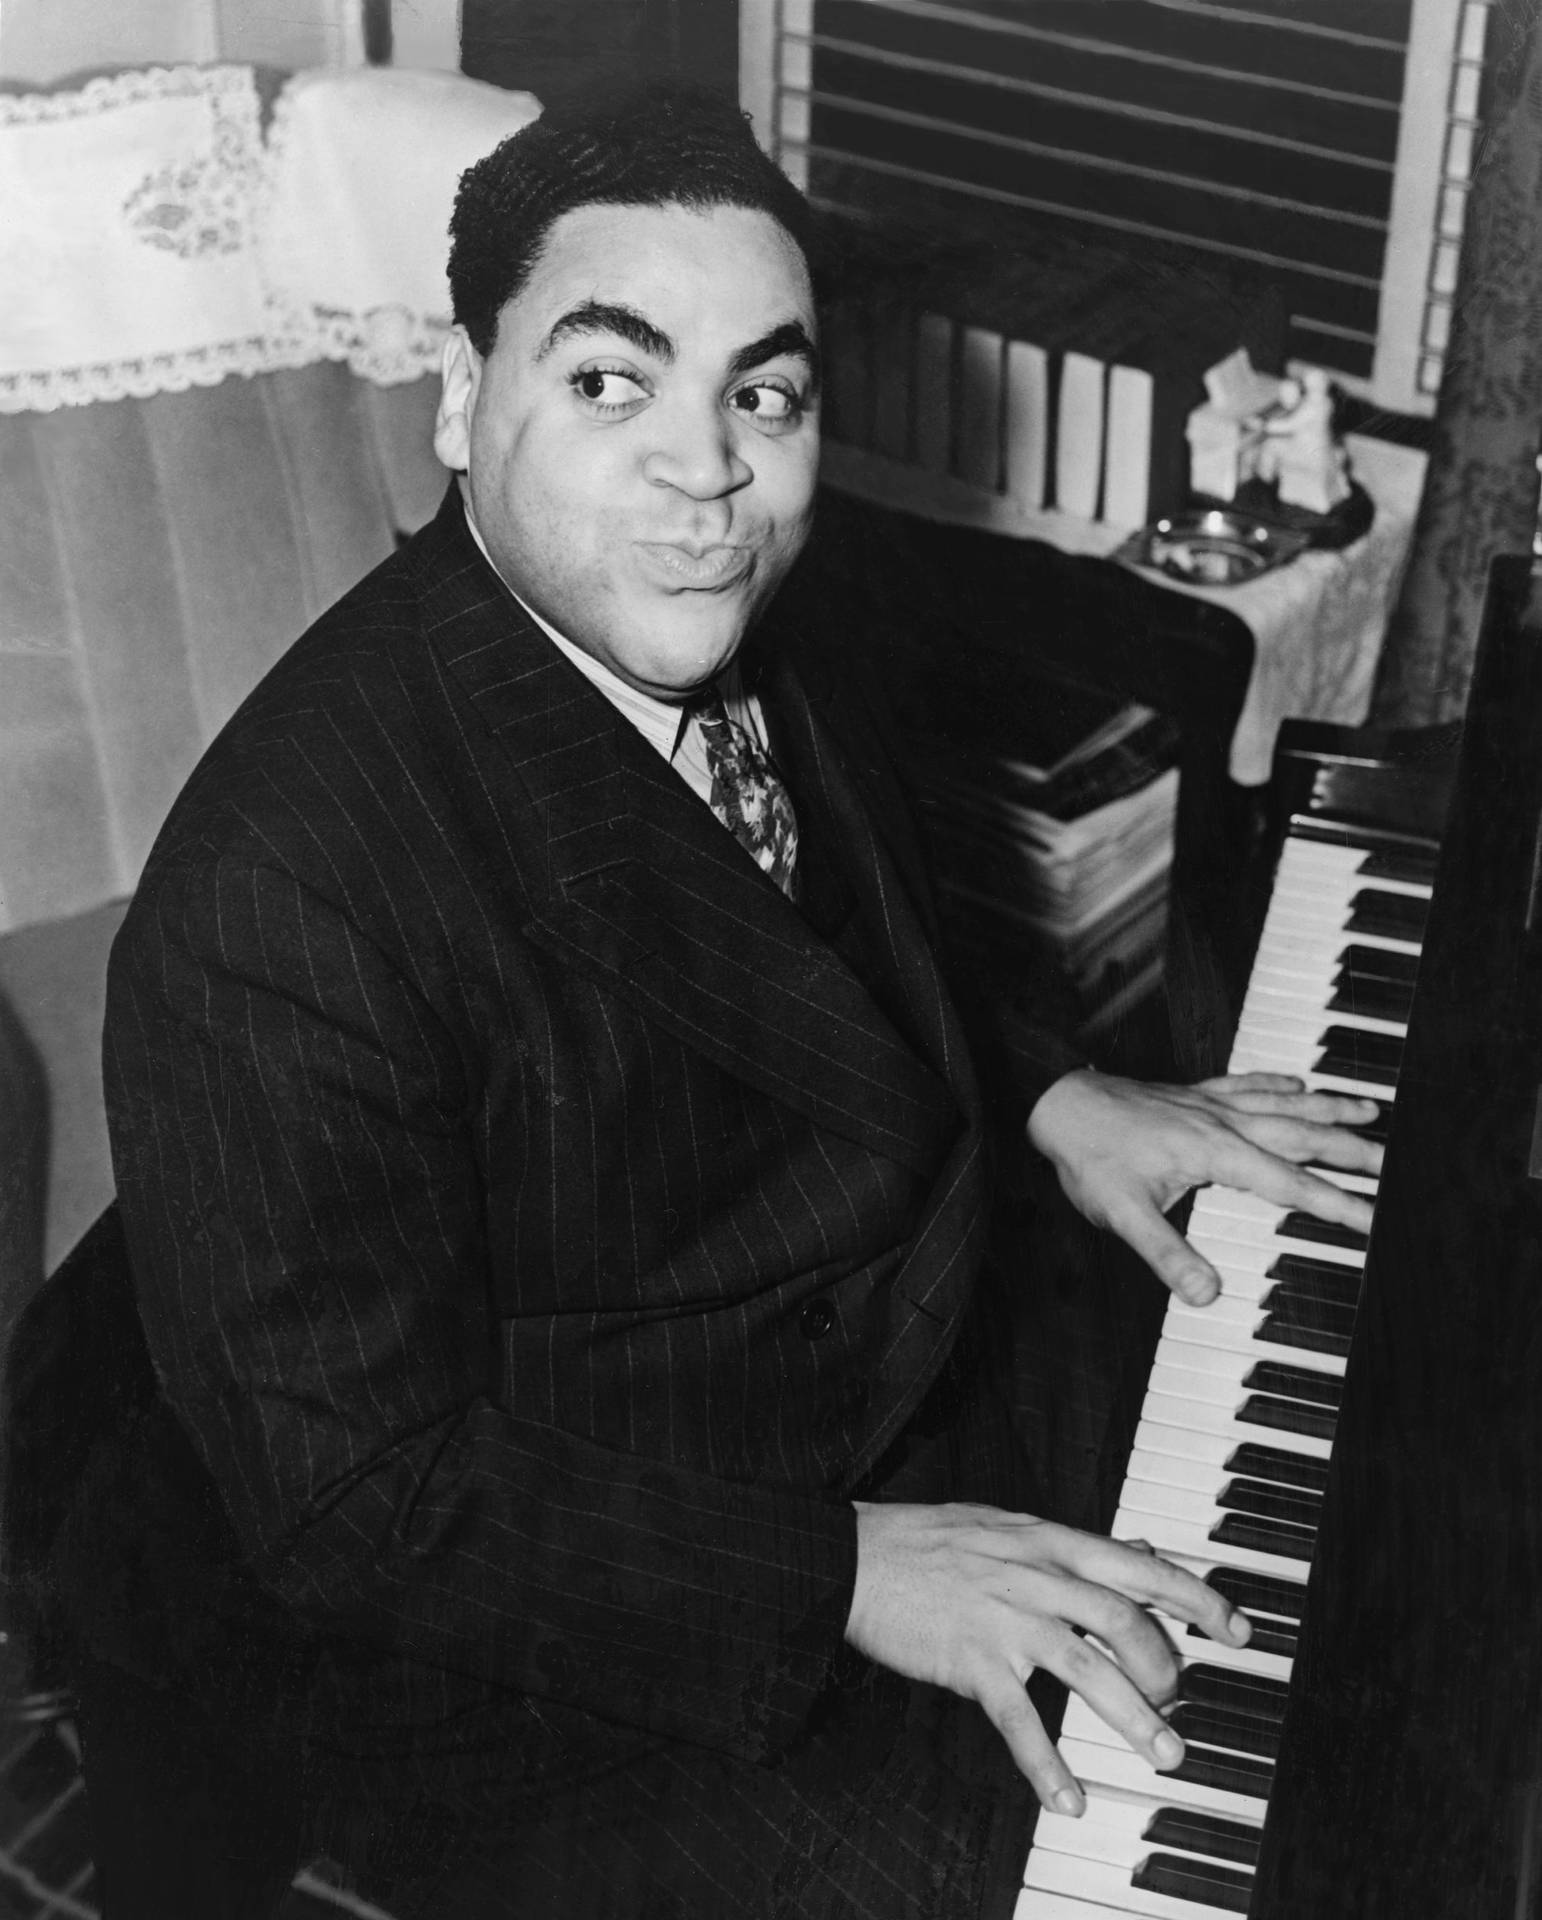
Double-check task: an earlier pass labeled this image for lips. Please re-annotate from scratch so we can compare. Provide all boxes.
[634,542,754,590]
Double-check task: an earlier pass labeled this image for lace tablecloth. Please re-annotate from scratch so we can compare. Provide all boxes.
[0,63,540,412]
[1128,434,1427,786]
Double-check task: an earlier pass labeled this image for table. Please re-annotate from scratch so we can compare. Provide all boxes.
[821,432,1427,788]
[1126,434,1427,785]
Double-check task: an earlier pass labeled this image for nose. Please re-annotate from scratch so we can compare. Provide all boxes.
[642,395,752,500]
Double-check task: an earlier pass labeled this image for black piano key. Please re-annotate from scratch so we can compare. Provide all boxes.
[1313,1025,1404,1088]
[1170,1702,1284,1761]
[1133,1852,1254,1914]
[1224,1441,1331,1493]
[1260,1284,1359,1336]
[1244,1360,1342,1408]
[1276,1211,1370,1253]
[1165,1747,1276,1800]
[1143,1808,1262,1869]
[1210,1513,1316,1561]
[1337,942,1419,986]
[1357,846,1438,887]
[1189,1617,1299,1658]
[1239,1393,1338,1441]
[1344,886,1428,939]
[1265,1253,1363,1306]
[1345,886,1428,938]
[1207,1567,1308,1621]
[1327,976,1414,1025]
[1180,1664,1292,1719]
[1258,1314,1354,1360]
[1218,1476,1323,1529]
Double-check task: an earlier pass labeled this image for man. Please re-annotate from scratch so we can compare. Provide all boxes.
[79,82,1378,1918]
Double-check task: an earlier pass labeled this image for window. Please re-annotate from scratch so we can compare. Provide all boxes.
[741,0,1490,416]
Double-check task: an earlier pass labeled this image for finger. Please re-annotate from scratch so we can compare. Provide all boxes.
[1198,1072,1305,1095]
[1233,1114,1384,1176]
[1185,1134,1377,1231]
[1071,1534,1251,1651]
[977,1673,1086,1814]
[1040,1623,1188,1775]
[1101,1194,1221,1305]
[1207,1089,1381,1127]
[1062,1580,1184,1705]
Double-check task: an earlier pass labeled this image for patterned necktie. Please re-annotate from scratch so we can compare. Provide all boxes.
[693,694,799,896]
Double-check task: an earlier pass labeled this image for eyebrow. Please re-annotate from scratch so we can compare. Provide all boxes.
[728,321,821,389]
[536,303,820,389]
[538,302,675,363]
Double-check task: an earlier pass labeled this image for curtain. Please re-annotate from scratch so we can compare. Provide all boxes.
[1369,1,1542,727]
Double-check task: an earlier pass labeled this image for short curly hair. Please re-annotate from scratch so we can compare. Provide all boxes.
[448,80,816,357]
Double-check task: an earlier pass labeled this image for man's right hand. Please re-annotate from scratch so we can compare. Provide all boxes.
[844,1501,1251,1814]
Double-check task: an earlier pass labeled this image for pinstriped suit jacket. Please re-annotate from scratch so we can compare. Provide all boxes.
[99,486,1080,1809]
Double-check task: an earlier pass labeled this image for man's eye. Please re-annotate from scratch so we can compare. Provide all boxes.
[571,368,647,407]
[731,382,800,422]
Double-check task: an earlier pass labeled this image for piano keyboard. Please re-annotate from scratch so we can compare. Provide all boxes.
[1015,820,1437,1919]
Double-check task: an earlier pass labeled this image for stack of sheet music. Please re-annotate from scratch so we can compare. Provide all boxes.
[908,695,1181,1043]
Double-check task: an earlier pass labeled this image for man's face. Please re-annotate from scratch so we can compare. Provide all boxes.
[435,200,820,699]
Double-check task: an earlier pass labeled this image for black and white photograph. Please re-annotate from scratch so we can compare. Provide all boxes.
[1,3,1538,1916]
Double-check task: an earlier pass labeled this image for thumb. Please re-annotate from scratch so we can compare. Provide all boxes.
[1103,1197,1220,1306]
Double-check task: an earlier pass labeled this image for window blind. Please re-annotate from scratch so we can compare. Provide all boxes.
[742,0,1490,415]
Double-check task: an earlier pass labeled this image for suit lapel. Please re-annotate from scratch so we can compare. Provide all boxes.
[756,645,981,1123]
[412,491,962,1177]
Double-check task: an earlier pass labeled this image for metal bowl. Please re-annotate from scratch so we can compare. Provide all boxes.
[1126,509,1306,587]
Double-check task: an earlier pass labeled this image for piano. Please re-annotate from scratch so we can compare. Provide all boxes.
[1017,553,1542,1918]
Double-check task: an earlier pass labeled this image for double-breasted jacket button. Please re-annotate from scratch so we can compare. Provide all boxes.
[798,1297,835,1339]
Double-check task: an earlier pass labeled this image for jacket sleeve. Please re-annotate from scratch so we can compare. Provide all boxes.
[104,853,857,1766]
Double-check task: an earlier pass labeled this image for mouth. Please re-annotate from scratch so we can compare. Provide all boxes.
[634,542,755,591]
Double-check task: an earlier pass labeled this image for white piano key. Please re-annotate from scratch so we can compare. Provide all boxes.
[1116,1477,1245,1530]
[1195,1221,1374,1270]
[1237,1004,1406,1046]
[1032,1790,1262,1872]
[1139,1386,1332,1455]
[1246,964,1363,1001]
[1154,1332,1344,1386]
[1268,863,1419,899]
[1274,861,1431,902]
[1196,1181,1376,1228]
[1189,1212,1369,1262]
[1163,1304,1295,1353]
[1058,1736,1268,1824]
[1249,924,1420,960]
[1108,1507,1314,1580]
[1226,1056,1392,1104]
[1130,1417,1330,1476]
[1143,1356,1334,1428]
[1231,1019,1399,1078]
[1031,1797,1170,1871]
[1189,1246,1364,1292]
[1023,1843,1248,1920]
[1166,1289,1263,1324]
[1127,1440,1322,1511]
[1142,1617,1298,1685]
[1059,1698,1272,1777]
[1013,1883,1168,1920]
[1115,1486,1315,1560]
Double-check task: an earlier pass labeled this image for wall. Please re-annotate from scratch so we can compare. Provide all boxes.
[0,0,461,82]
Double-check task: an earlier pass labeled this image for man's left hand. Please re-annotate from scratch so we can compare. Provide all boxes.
[1026,1068,1382,1306]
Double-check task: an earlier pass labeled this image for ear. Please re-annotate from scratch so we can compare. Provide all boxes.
[434,325,483,473]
